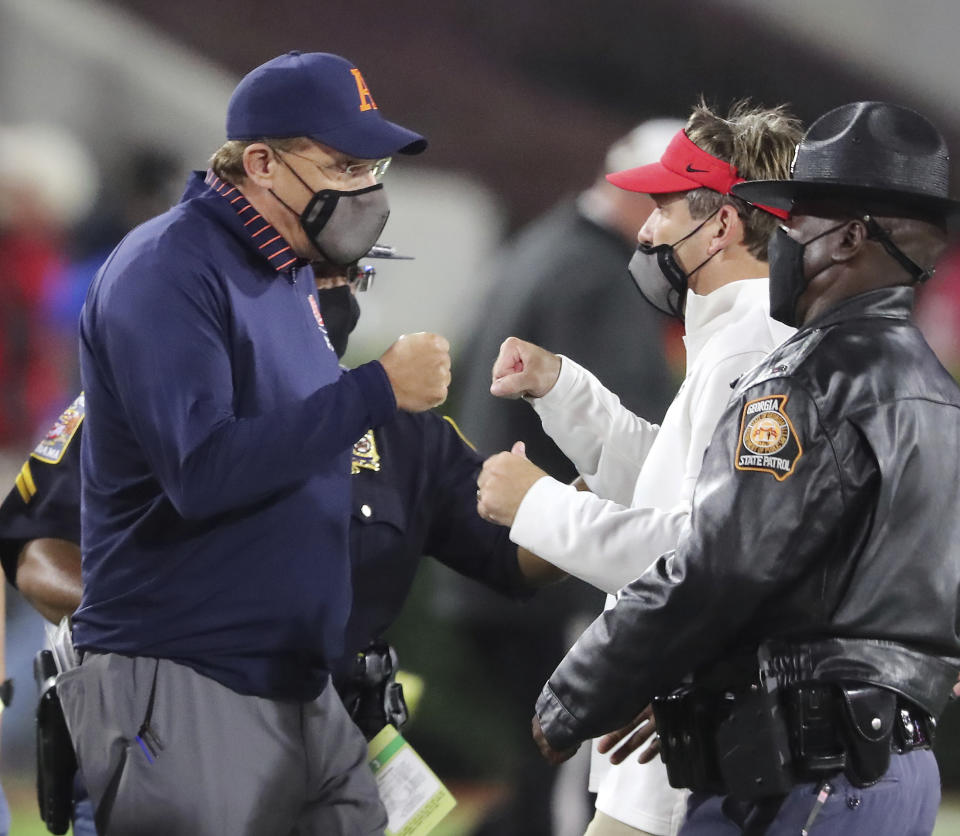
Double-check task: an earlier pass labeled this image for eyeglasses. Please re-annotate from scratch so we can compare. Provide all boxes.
[347,264,376,291]
[280,148,392,185]
[313,261,376,291]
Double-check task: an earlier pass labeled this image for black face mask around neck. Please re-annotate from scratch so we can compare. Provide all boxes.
[316,285,360,358]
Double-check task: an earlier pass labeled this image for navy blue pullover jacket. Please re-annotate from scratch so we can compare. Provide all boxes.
[75,172,396,699]
[0,402,533,701]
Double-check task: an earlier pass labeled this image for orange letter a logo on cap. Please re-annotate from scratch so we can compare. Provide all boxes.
[350,69,378,112]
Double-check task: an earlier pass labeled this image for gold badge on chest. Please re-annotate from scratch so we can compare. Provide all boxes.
[351,429,381,474]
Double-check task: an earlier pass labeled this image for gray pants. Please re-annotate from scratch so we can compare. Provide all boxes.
[58,652,387,836]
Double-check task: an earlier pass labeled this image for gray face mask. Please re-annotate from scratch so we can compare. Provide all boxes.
[272,153,390,267]
[627,243,689,320]
[626,209,720,322]
[299,184,389,267]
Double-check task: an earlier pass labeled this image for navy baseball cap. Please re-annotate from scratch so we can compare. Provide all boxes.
[226,51,427,159]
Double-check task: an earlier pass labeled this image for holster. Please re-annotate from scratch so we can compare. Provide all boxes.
[34,650,77,835]
[654,675,926,800]
[344,642,409,740]
[654,682,794,801]
[715,684,794,799]
[653,687,724,795]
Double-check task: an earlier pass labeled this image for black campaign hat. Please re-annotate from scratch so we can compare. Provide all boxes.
[732,101,960,220]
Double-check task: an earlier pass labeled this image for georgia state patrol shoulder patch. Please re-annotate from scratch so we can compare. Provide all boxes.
[32,393,85,465]
[734,394,802,481]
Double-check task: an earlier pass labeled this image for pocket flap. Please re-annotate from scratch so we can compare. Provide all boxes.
[839,683,896,742]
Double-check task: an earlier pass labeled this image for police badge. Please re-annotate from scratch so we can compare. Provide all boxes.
[351,429,381,474]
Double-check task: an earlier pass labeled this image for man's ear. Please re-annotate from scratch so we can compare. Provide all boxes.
[243,143,278,188]
[832,219,868,264]
[705,203,742,255]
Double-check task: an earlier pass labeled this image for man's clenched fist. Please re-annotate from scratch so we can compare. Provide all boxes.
[379,332,451,412]
[490,337,561,399]
[476,441,547,527]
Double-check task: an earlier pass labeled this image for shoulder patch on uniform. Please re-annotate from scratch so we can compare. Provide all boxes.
[734,394,802,481]
[31,393,85,465]
[351,429,381,474]
[441,415,476,451]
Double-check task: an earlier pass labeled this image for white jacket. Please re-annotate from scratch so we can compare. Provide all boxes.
[510,277,794,834]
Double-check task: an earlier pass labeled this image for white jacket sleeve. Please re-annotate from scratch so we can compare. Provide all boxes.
[529,356,659,505]
[512,350,771,595]
[510,476,690,594]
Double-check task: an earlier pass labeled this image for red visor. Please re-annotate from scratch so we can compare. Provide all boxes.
[606,130,788,219]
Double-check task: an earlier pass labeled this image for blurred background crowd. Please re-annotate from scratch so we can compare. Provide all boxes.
[3,0,960,833]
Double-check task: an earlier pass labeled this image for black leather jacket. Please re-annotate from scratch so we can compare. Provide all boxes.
[537,287,960,751]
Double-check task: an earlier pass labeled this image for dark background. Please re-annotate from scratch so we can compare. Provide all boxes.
[103,0,947,233]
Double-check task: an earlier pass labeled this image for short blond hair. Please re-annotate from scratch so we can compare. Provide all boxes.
[209,137,311,185]
[684,99,802,260]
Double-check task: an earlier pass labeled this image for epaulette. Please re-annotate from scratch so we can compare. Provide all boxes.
[441,415,476,451]
[733,327,829,397]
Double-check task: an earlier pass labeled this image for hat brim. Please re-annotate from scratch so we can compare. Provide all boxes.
[310,116,427,159]
[732,179,960,220]
[606,160,701,195]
